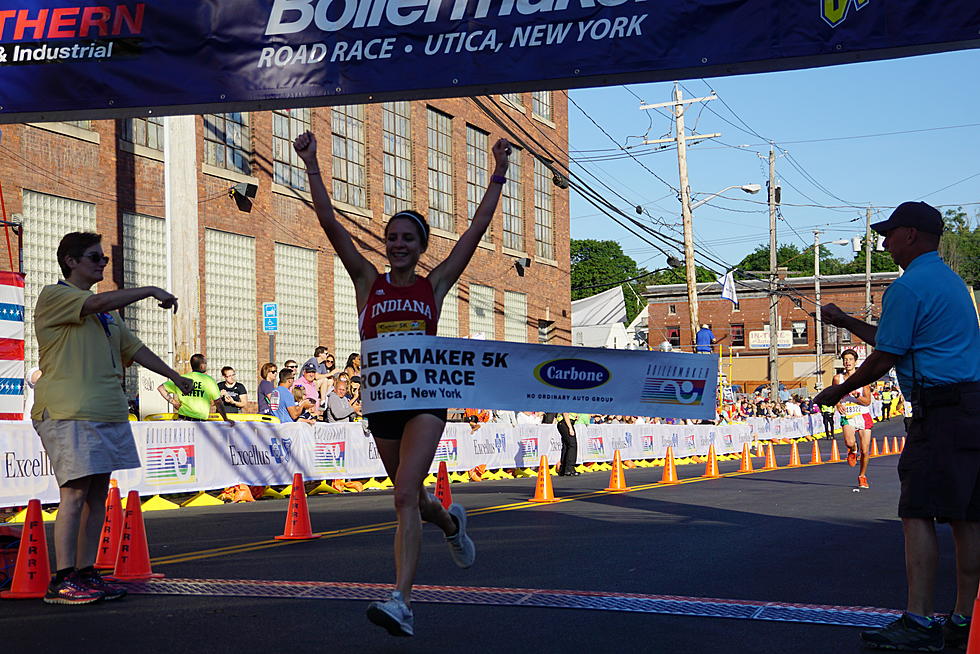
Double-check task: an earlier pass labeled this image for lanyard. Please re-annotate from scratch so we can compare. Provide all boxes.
[58,280,117,369]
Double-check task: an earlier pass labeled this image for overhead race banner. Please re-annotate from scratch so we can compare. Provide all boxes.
[361,335,718,419]
[0,2,978,123]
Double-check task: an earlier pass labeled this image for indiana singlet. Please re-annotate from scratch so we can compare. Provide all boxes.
[359,273,439,340]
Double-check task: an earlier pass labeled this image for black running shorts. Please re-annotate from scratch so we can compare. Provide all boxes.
[367,409,448,440]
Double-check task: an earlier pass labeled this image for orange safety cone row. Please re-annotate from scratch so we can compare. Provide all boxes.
[94,485,124,569]
[703,444,721,479]
[529,456,559,503]
[787,441,802,468]
[762,443,778,470]
[738,443,754,473]
[604,450,629,492]
[810,440,823,465]
[275,473,321,541]
[660,446,680,484]
[871,438,880,457]
[109,491,165,581]
[829,439,842,463]
[435,460,453,509]
[0,499,51,599]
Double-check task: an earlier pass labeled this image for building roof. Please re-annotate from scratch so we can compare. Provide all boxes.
[643,271,901,301]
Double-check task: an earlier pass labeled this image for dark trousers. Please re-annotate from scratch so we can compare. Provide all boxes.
[558,420,577,474]
[821,412,835,436]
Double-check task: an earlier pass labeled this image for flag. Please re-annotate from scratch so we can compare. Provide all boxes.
[717,270,738,306]
[0,271,25,419]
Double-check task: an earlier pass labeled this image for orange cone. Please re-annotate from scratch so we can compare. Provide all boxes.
[893,437,900,454]
[529,456,559,503]
[738,444,754,473]
[94,485,123,569]
[604,450,629,492]
[966,592,980,654]
[829,439,842,463]
[787,441,802,467]
[703,444,721,479]
[762,443,778,470]
[900,436,906,452]
[661,446,680,484]
[435,461,453,509]
[275,474,321,541]
[0,500,51,599]
[754,441,766,457]
[871,438,880,457]
[882,437,892,455]
[810,440,823,465]
[109,491,165,581]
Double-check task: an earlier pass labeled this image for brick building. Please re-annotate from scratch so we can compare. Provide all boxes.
[0,92,571,401]
[644,270,900,390]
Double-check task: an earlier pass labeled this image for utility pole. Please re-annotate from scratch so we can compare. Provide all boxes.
[864,206,873,324]
[813,230,823,391]
[768,145,779,401]
[639,84,719,350]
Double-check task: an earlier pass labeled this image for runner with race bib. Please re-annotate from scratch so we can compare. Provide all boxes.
[835,348,873,489]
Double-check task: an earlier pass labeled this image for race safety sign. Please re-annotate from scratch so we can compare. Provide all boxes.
[360,335,719,419]
[0,2,977,123]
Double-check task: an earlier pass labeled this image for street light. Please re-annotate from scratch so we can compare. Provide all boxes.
[681,183,761,350]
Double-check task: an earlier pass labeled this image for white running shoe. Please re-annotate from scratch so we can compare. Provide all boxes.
[367,590,414,637]
[446,503,476,569]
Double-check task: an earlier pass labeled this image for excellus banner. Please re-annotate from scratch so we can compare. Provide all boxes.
[361,335,718,419]
[0,1,978,122]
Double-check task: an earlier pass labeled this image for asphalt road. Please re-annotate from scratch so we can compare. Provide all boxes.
[5,418,963,653]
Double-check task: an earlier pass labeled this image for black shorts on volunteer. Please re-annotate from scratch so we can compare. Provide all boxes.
[898,382,980,522]
[367,409,449,439]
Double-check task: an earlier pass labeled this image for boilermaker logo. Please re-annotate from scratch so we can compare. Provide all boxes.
[587,436,604,457]
[434,438,458,465]
[315,441,346,472]
[684,434,696,452]
[641,365,707,405]
[821,0,870,27]
[518,437,538,464]
[641,434,656,455]
[145,444,196,483]
[723,433,733,447]
[534,359,610,391]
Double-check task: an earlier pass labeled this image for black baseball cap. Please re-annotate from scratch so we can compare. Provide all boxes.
[871,201,944,236]
[302,363,317,373]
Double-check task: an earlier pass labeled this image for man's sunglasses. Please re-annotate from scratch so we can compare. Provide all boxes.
[80,253,110,264]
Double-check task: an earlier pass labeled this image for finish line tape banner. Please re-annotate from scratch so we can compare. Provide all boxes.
[1,2,978,123]
[360,335,719,420]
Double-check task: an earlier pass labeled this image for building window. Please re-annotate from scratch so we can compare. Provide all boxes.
[122,213,168,396]
[533,158,554,260]
[121,117,164,150]
[436,282,459,338]
[331,104,367,208]
[531,91,553,121]
[668,304,676,315]
[275,243,319,367]
[204,229,256,396]
[63,120,92,130]
[730,323,745,347]
[272,108,311,191]
[382,101,413,216]
[466,124,490,241]
[538,319,554,344]
[203,113,251,175]
[501,146,524,252]
[427,107,454,232]
[333,256,360,362]
[503,291,527,342]
[792,320,809,346]
[469,284,495,339]
[666,326,681,348]
[502,93,523,108]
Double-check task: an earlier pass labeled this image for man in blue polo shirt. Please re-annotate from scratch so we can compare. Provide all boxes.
[694,324,726,353]
[815,201,980,651]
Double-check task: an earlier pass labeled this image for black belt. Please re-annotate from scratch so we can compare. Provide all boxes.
[912,381,980,419]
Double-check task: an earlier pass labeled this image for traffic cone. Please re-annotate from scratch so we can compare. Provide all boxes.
[754,441,765,457]
[787,441,802,468]
[0,500,51,599]
[882,437,892,455]
[829,439,842,463]
[604,450,628,492]
[965,591,980,654]
[900,437,906,452]
[529,456,559,503]
[810,440,823,465]
[703,444,721,479]
[660,446,680,484]
[275,474,321,541]
[94,485,123,569]
[435,461,453,509]
[738,444,754,473]
[110,491,165,581]
[893,437,900,454]
[762,443,778,470]
[871,438,880,457]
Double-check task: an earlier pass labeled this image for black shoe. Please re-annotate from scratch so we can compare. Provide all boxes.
[860,613,944,651]
[942,614,971,650]
[76,568,127,601]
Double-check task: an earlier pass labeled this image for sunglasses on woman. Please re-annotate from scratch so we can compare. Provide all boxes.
[80,253,110,264]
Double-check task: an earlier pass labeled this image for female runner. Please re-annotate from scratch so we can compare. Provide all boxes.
[294,130,510,637]
[835,348,873,488]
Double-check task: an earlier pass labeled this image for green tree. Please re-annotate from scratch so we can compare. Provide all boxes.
[939,207,980,288]
[644,265,716,285]
[570,239,648,323]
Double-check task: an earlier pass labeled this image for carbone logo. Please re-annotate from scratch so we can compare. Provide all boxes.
[269,437,292,464]
[821,0,870,28]
[315,442,346,472]
[145,444,195,483]
[434,438,458,465]
[518,437,538,465]
[534,359,610,390]
[588,436,604,457]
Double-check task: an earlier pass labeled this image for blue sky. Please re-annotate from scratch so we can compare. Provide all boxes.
[567,48,980,275]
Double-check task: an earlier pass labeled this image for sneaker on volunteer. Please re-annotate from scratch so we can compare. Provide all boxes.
[367,590,414,637]
[44,572,104,605]
[942,613,971,650]
[858,475,870,489]
[445,503,475,569]
[860,613,943,651]
[76,566,127,601]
